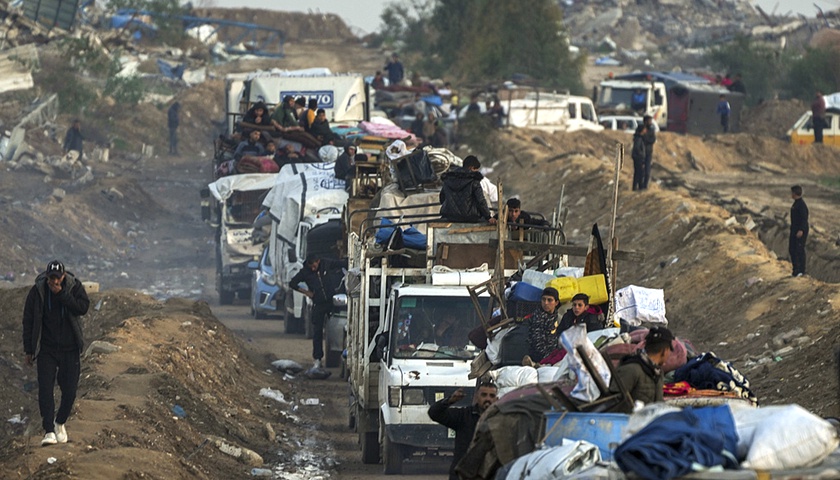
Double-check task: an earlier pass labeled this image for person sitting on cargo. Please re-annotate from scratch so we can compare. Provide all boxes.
[371,70,386,90]
[290,255,345,369]
[521,287,563,365]
[300,98,318,133]
[428,382,498,480]
[233,129,266,161]
[494,198,548,231]
[556,293,605,337]
[271,96,321,149]
[334,145,358,190]
[240,101,273,131]
[439,156,495,224]
[309,108,340,146]
[609,326,674,409]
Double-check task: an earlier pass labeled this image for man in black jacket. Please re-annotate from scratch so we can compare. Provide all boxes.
[440,156,495,223]
[290,255,344,368]
[22,260,90,446]
[428,382,498,480]
[632,115,656,190]
[789,185,809,277]
[62,119,84,160]
[167,102,180,155]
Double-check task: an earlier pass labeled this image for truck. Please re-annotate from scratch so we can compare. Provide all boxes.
[598,72,745,135]
[262,162,349,334]
[466,89,603,133]
[596,79,668,130]
[202,173,277,304]
[345,183,566,473]
[225,69,372,135]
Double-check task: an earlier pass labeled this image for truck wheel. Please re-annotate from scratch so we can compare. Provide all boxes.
[219,290,235,305]
[360,431,380,464]
[382,435,404,474]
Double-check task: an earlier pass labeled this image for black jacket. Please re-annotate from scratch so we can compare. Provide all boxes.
[439,168,491,222]
[289,258,344,305]
[22,272,89,357]
[428,399,482,480]
[557,308,604,336]
[633,124,656,151]
[791,197,809,235]
[63,127,84,154]
[168,103,180,129]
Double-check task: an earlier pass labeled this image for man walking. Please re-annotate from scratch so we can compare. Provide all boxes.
[812,91,826,144]
[22,260,90,446]
[167,102,180,155]
[290,255,344,368]
[428,382,498,480]
[789,185,809,277]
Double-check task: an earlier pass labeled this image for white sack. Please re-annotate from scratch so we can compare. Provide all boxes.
[614,285,668,326]
[504,441,601,480]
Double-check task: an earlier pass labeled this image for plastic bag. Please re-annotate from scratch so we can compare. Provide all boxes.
[560,324,611,402]
[489,365,539,389]
[736,404,839,469]
[614,285,668,326]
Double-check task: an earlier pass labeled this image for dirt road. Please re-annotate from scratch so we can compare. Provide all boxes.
[211,303,449,479]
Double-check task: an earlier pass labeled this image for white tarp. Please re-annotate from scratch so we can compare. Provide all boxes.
[824,92,840,111]
[208,173,278,201]
[614,285,668,326]
[263,163,348,244]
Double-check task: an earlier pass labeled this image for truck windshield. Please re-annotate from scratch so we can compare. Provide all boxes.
[391,295,489,360]
[599,88,645,110]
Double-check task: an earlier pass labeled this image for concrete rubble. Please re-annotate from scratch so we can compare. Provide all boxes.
[560,0,838,68]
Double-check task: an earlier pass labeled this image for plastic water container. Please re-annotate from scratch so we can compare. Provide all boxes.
[548,274,608,304]
[509,281,544,302]
[543,412,629,461]
[521,269,556,288]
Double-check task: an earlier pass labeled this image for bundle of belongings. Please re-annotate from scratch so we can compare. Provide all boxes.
[461,399,840,479]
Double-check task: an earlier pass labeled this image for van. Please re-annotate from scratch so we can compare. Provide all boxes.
[788,110,840,146]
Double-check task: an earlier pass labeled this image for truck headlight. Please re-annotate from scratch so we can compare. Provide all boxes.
[388,387,425,407]
[401,388,425,405]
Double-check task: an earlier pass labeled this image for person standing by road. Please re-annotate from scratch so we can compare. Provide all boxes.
[290,255,344,368]
[22,260,90,446]
[428,382,498,480]
[812,91,827,144]
[716,94,731,133]
[167,102,180,155]
[789,185,809,277]
[632,115,656,190]
[384,53,404,86]
[62,119,84,161]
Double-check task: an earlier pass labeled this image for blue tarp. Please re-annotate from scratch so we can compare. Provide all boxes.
[157,59,185,80]
[615,406,738,480]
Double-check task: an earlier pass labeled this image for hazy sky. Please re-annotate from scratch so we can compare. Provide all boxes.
[207,0,834,33]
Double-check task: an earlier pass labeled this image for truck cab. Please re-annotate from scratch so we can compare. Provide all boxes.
[788,110,840,146]
[597,80,667,130]
[375,283,490,473]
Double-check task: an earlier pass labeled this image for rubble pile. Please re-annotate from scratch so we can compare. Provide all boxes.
[561,0,834,68]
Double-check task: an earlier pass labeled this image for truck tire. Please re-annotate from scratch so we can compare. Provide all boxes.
[361,431,380,464]
[284,315,301,334]
[325,348,341,368]
[219,289,235,305]
[382,435,404,474]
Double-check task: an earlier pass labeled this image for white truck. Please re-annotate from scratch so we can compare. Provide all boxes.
[596,79,668,130]
[226,69,372,135]
[203,174,277,304]
[465,90,604,133]
[263,162,348,334]
[345,189,565,473]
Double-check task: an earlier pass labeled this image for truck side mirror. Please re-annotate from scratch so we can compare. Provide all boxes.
[371,332,389,362]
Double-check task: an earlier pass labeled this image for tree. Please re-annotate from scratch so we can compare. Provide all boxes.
[706,36,780,105]
[783,47,840,100]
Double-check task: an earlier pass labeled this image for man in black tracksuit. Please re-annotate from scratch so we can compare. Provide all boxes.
[290,255,344,368]
[789,185,809,277]
[428,382,498,480]
[22,260,90,446]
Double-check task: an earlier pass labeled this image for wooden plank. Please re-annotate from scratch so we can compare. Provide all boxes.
[488,239,645,262]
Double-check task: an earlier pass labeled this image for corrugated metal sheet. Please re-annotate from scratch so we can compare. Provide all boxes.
[22,0,80,31]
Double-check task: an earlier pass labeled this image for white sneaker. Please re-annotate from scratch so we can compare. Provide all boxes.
[41,432,57,446]
[55,423,68,443]
[313,359,322,369]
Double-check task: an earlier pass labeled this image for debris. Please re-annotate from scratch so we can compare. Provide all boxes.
[171,405,186,419]
[208,435,264,466]
[83,340,121,358]
[271,359,304,374]
[7,414,25,425]
[47,457,57,464]
[251,468,273,477]
[303,367,332,380]
[259,388,288,404]
[300,398,320,406]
